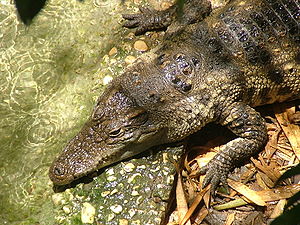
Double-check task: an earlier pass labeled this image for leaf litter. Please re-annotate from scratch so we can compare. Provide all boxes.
[164,101,300,225]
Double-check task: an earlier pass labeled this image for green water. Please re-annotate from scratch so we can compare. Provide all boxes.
[0,0,177,224]
[0,0,125,223]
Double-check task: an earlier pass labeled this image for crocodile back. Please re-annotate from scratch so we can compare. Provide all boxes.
[200,0,300,106]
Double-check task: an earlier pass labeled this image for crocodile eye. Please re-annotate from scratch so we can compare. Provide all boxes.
[109,128,123,138]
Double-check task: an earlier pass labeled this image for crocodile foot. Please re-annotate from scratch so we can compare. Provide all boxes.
[122,7,174,35]
[200,160,231,195]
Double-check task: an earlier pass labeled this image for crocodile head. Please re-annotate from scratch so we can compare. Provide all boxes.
[49,48,216,185]
[49,80,167,185]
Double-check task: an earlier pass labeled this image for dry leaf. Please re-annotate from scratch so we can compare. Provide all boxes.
[225,212,235,225]
[179,185,210,225]
[228,179,267,206]
[176,172,191,225]
[274,105,300,160]
[269,199,286,219]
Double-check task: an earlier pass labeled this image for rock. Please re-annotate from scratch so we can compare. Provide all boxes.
[119,219,129,225]
[81,202,96,224]
[133,40,148,52]
[125,55,136,64]
[109,47,118,56]
[51,193,65,205]
[103,75,113,85]
[110,204,123,214]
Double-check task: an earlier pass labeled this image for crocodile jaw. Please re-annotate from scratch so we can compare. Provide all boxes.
[49,120,165,185]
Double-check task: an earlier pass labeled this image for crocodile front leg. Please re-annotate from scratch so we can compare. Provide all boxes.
[123,6,177,35]
[123,0,212,35]
[200,102,268,193]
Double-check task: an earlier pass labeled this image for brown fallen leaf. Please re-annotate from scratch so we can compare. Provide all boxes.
[227,179,267,206]
[225,212,235,225]
[269,199,286,219]
[251,156,281,184]
[257,184,300,202]
[179,185,210,225]
[274,104,300,160]
[193,207,209,225]
[214,184,300,210]
[176,171,191,225]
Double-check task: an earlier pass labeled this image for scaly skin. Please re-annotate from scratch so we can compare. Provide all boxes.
[49,0,300,192]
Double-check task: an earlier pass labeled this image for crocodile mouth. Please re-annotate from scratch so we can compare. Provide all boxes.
[49,146,144,186]
[49,126,163,186]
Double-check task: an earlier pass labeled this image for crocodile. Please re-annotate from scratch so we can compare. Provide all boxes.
[49,0,300,193]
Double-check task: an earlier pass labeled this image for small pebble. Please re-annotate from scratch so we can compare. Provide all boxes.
[106,168,115,175]
[51,193,64,205]
[119,219,129,225]
[133,40,148,52]
[110,189,118,195]
[161,1,173,9]
[107,213,115,221]
[131,219,141,225]
[107,175,117,182]
[129,208,136,217]
[109,47,118,56]
[101,191,110,197]
[128,173,142,183]
[103,75,113,85]
[110,204,123,214]
[131,190,139,196]
[125,55,136,64]
[63,205,71,214]
[123,162,135,172]
[81,202,96,224]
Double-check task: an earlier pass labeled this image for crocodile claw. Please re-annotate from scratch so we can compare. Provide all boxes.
[200,161,230,195]
[122,7,173,35]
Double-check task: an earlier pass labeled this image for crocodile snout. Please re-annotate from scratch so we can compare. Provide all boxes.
[49,161,75,185]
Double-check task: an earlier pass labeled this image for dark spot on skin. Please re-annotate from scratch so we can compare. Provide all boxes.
[247,87,256,100]
[248,24,260,38]
[260,87,270,97]
[238,30,249,43]
[180,62,193,75]
[295,52,300,63]
[170,75,181,84]
[180,81,192,92]
[287,67,296,74]
[217,28,235,45]
[157,54,166,65]
[278,86,291,95]
[250,11,269,31]
[208,37,223,54]
[148,90,164,103]
[175,53,184,61]
[167,72,192,93]
[266,67,284,84]
[191,57,200,67]
[248,45,272,65]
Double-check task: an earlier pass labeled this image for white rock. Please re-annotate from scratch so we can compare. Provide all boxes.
[81,202,96,224]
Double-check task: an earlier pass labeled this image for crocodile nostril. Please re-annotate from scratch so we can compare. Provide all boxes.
[54,165,65,176]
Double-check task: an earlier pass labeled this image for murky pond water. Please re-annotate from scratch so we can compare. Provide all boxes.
[0,0,127,223]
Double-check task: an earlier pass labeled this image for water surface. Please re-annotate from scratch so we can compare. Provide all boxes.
[0,0,125,223]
